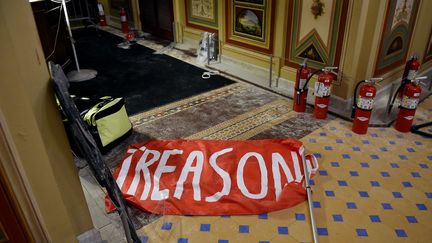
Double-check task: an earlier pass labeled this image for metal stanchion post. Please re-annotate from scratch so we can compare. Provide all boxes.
[269,54,273,87]
[301,148,319,243]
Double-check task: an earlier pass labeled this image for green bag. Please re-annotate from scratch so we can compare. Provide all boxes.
[82,97,132,153]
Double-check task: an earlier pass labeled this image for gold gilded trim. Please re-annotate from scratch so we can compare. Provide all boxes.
[130,83,246,126]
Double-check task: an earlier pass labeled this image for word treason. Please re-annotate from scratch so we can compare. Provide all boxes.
[114,140,318,203]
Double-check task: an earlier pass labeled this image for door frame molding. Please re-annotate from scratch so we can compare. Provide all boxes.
[0,110,49,242]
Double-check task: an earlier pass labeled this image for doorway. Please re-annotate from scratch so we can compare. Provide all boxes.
[139,0,174,41]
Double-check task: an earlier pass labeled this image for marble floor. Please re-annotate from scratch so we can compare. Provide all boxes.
[78,27,432,243]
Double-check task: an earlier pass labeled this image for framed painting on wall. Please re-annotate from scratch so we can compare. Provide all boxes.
[235,0,265,6]
[284,0,349,70]
[185,0,218,32]
[423,28,432,63]
[374,0,420,76]
[225,0,274,54]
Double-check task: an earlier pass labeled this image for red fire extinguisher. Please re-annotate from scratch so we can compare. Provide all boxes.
[403,55,421,82]
[97,3,107,26]
[313,67,338,119]
[120,8,128,34]
[293,59,311,112]
[351,78,382,134]
[388,55,421,113]
[394,76,427,132]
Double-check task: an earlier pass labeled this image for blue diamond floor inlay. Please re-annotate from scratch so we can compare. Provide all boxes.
[278,227,288,235]
[347,202,357,209]
[402,181,412,187]
[140,236,149,243]
[333,214,343,222]
[309,138,317,143]
[325,146,333,150]
[380,147,388,152]
[336,139,344,143]
[239,225,249,233]
[399,155,408,160]
[331,162,340,167]
[319,170,328,176]
[258,213,268,219]
[392,192,403,198]
[313,201,321,208]
[161,222,172,230]
[382,203,393,210]
[407,148,415,152]
[259,241,269,243]
[381,172,390,177]
[416,204,427,210]
[371,133,378,137]
[411,172,421,178]
[371,181,380,187]
[343,154,351,159]
[314,153,322,158]
[426,192,432,199]
[390,163,399,168]
[427,155,432,160]
[395,229,407,237]
[320,132,327,136]
[330,126,336,130]
[415,141,422,145]
[309,179,315,185]
[359,191,369,197]
[317,228,328,236]
[295,213,305,221]
[218,240,228,243]
[178,238,188,243]
[361,162,369,168]
[352,146,361,151]
[362,140,370,144]
[350,171,359,176]
[356,229,368,237]
[200,224,210,232]
[221,215,231,218]
[345,133,352,137]
[371,155,379,160]
[338,180,348,186]
[325,191,335,197]
[419,163,429,169]
[406,216,418,223]
[370,215,381,223]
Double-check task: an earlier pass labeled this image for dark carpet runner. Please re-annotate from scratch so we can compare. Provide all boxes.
[68,28,234,115]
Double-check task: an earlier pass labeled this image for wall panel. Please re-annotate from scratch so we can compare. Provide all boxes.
[374,0,420,76]
[284,0,349,70]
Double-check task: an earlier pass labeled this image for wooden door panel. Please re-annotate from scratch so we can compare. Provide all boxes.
[0,177,30,243]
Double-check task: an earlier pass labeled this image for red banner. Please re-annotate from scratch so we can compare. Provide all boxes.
[106,139,318,215]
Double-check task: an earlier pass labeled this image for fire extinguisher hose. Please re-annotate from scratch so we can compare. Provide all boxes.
[302,69,322,92]
[296,65,304,105]
[351,80,366,119]
[387,83,405,114]
[297,69,322,105]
